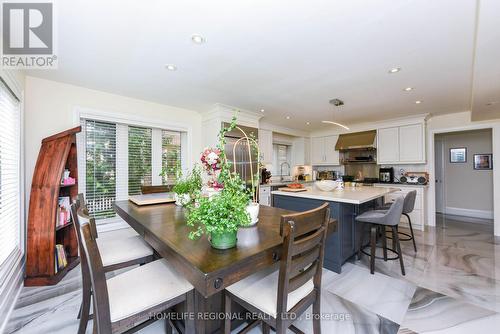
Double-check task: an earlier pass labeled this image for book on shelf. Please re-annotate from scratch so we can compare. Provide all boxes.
[57,196,72,228]
[55,244,68,273]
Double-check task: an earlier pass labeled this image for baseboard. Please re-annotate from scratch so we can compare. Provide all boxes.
[445,207,494,220]
[0,252,24,334]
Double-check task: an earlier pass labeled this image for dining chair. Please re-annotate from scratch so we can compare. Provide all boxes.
[223,203,330,334]
[141,185,173,194]
[72,203,195,334]
[73,195,154,334]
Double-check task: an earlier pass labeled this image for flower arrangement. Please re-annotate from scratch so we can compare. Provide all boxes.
[171,166,203,206]
[187,115,251,249]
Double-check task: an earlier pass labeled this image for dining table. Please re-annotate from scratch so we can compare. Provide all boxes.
[114,200,337,334]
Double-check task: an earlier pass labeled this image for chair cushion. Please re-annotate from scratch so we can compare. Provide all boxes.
[226,267,314,318]
[107,259,193,322]
[97,235,153,267]
[355,210,387,224]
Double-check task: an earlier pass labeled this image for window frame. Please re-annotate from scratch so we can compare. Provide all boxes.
[74,107,191,228]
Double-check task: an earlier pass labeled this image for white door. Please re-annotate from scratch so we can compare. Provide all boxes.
[377,127,400,163]
[399,124,424,162]
[311,137,325,164]
[435,138,445,213]
[323,135,340,165]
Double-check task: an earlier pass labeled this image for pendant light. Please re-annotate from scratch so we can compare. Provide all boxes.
[321,98,350,130]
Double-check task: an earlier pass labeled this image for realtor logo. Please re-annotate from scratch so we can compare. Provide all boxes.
[2,1,57,69]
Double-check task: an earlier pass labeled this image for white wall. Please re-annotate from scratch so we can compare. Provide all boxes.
[24,76,203,211]
[436,129,493,216]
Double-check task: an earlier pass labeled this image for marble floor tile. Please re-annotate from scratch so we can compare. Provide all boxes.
[401,286,497,333]
[324,263,416,325]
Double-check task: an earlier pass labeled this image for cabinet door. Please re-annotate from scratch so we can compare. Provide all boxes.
[377,127,399,163]
[311,137,325,164]
[399,123,424,163]
[323,135,340,165]
[258,129,273,164]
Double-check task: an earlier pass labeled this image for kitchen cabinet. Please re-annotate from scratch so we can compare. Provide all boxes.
[291,137,310,166]
[377,123,425,164]
[258,129,273,164]
[311,135,340,165]
[259,185,271,206]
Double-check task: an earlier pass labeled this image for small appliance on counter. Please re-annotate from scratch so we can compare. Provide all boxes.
[400,172,429,185]
[317,170,340,180]
[379,167,394,183]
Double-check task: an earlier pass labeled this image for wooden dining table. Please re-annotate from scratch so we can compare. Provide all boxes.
[114,200,337,334]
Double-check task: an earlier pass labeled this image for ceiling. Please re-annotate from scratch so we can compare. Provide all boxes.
[27,0,499,131]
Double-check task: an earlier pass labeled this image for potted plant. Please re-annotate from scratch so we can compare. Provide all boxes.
[171,166,202,206]
[187,116,251,249]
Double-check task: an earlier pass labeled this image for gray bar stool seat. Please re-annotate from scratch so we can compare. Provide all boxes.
[356,196,405,275]
[378,190,418,252]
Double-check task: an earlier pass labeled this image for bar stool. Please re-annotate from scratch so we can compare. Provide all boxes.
[356,196,405,275]
[379,190,418,252]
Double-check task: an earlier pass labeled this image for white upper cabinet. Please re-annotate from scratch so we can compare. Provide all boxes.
[311,135,340,165]
[399,123,424,162]
[291,137,310,166]
[377,122,426,164]
[258,129,273,164]
[377,127,400,163]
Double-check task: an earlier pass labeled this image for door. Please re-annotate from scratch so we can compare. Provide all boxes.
[399,123,424,162]
[377,127,399,163]
[324,135,340,165]
[311,137,325,164]
[435,138,445,213]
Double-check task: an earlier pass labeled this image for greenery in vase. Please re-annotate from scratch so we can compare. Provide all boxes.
[187,114,251,240]
[172,166,203,196]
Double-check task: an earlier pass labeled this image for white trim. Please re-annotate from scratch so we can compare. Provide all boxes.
[427,122,499,236]
[445,207,494,220]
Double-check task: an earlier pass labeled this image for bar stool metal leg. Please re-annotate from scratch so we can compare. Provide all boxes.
[370,225,377,274]
[404,213,418,252]
[380,226,388,261]
[392,226,406,276]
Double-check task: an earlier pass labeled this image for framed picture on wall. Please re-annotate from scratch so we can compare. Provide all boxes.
[450,147,467,163]
[473,154,493,170]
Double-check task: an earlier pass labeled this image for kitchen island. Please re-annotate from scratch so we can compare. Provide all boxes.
[272,185,398,273]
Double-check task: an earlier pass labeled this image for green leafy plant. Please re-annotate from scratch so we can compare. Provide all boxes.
[187,114,251,240]
[172,166,202,195]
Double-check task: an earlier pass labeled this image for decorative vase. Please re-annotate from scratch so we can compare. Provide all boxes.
[246,202,260,226]
[209,230,237,250]
[174,193,190,206]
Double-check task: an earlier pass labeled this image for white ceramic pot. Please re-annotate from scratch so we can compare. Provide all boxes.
[246,202,260,226]
[174,193,190,206]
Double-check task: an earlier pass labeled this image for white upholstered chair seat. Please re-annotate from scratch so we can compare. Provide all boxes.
[107,259,193,322]
[97,235,153,267]
[226,268,314,318]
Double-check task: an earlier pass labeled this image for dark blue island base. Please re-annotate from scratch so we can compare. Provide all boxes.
[273,194,378,273]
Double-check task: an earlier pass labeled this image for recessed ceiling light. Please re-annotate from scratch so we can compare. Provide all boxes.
[403,87,414,92]
[191,34,206,44]
[486,101,498,106]
[306,122,310,125]
[286,116,291,120]
[165,64,177,71]
[389,67,401,74]
[260,109,265,113]
[415,100,422,104]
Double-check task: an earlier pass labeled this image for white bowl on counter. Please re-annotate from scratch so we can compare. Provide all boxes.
[315,180,338,192]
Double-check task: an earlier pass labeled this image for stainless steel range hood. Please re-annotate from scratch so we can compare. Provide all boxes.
[335,130,376,151]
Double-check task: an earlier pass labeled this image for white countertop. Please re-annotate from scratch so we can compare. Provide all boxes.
[271,186,398,204]
[373,183,429,188]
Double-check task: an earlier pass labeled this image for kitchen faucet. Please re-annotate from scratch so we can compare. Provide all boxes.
[280,162,291,182]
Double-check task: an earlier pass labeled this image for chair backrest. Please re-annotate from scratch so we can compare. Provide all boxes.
[71,203,112,333]
[75,193,98,238]
[141,185,172,194]
[385,196,405,226]
[276,203,330,317]
[403,190,417,214]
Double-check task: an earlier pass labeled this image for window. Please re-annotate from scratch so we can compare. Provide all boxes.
[80,118,183,221]
[273,144,291,176]
[128,126,152,195]
[85,120,117,219]
[0,78,21,266]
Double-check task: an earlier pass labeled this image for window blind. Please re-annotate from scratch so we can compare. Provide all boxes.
[128,126,152,195]
[162,130,181,184]
[85,120,117,219]
[0,79,21,266]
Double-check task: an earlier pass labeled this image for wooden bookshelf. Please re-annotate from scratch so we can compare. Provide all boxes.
[25,126,82,286]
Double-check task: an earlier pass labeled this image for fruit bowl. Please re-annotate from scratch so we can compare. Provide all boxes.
[315,180,338,192]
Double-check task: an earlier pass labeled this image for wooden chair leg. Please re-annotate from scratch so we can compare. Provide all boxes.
[370,225,377,274]
[223,291,232,334]
[312,294,321,334]
[380,226,388,261]
[392,226,406,276]
[78,279,92,334]
[185,290,196,334]
[165,313,173,334]
[404,213,418,252]
[262,322,271,334]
